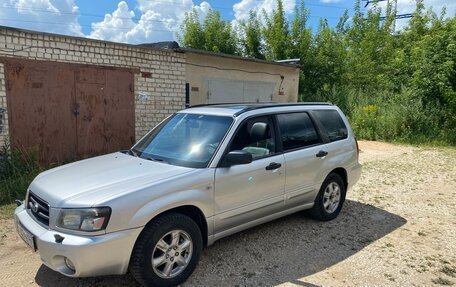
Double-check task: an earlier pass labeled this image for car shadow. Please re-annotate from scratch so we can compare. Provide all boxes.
[34,200,406,286]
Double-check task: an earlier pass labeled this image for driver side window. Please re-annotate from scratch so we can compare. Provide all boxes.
[229,116,276,160]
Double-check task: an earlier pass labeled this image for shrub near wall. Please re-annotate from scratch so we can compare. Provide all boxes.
[0,142,42,204]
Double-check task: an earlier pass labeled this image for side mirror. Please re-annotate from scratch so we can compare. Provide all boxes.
[220,150,252,167]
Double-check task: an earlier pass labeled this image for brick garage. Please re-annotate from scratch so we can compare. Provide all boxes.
[0,26,186,164]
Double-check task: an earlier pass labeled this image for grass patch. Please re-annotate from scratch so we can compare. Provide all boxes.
[0,203,16,220]
[432,277,454,286]
[441,266,456,278]
[0,142,43,207]
[384,273,395,282]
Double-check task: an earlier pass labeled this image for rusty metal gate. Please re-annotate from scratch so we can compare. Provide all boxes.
[2,58,136,164]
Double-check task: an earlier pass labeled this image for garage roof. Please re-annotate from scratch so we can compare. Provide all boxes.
[179,47,300,69]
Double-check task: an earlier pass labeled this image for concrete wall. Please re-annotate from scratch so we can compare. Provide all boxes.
[0,26,186,148]
[185,52,300,105]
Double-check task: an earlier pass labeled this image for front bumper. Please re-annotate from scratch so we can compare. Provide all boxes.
[14,204,142,277]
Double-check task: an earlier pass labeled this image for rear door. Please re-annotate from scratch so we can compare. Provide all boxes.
[276,112,327,209]
[311,109,353,179]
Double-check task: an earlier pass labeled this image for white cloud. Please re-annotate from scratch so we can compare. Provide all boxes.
[137,0,193,19]
[0,0,83,36]
[89,1,137,43]
[15,0,59,14]
[89,0,211,44]
[233,0,296,24]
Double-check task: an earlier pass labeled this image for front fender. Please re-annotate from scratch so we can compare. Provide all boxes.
[128,188,213,229]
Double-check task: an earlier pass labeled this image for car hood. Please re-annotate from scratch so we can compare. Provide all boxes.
[29,152,194,207]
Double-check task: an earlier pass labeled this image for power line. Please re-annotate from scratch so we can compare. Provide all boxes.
[0,18,172,33]
[363,0,413,32]
[0,4,169,23]
[379,13,413,20]
[135,0,356,11]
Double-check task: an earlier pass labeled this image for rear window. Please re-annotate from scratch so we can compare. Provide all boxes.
[313,110,348,142]
[277,112,321,151]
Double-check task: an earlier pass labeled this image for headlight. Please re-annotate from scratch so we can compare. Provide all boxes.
[56,207,111,232]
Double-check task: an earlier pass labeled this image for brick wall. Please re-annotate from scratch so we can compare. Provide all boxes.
[0,63,7,149]
[0,26,186,146]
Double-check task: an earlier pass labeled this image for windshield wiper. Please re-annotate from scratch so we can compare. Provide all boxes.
[128,148,138,157]
[147,157,169,164]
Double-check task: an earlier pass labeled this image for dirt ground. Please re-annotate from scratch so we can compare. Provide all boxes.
[0,141,455,287]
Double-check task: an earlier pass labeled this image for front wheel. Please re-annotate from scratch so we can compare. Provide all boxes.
[129,213,203,287]
[308,173,346,221]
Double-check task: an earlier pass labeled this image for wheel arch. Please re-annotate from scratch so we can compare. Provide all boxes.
[155,205,209,247]
[329,167,348,190]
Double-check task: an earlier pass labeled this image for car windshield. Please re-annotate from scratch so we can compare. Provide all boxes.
[132,113,233,168]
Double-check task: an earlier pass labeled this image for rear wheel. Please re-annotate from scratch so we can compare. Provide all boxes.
[308,173,346,221]
[129,213,202,287]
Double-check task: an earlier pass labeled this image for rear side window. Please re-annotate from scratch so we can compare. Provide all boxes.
[313,110,348,142]
[277,112,321,151]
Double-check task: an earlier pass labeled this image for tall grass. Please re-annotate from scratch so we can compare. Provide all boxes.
[0,141,43,205]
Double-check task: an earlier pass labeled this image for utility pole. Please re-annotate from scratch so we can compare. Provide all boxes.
[363,0,413,32]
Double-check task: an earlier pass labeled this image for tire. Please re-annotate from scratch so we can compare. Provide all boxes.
[129,213,203,287]
[308,173,346,221]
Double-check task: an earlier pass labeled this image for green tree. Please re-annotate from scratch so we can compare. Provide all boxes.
[179,8,205,49]
[203,9,238,54]
[288,0,311,59]
[180,9,238,54]
[239,11,264,59]
[262,0,290,60]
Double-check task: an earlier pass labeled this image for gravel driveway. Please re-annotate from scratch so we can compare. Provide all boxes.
[0,141,455,286]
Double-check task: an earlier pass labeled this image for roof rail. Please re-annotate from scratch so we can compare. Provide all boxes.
[187,102,277,108]
[233,102,332,116]
[187,102,332,116]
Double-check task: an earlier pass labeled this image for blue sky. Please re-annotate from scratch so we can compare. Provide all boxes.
[0,0,454,44]
[74,0,353,35]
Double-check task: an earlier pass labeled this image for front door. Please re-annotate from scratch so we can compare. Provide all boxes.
[214,115,285,235]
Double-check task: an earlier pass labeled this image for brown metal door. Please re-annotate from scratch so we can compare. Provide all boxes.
[75,67,135,157]
[4,60,76,164]
[104,69,135,151]
[3,59,135,164]
[75,68,107,157]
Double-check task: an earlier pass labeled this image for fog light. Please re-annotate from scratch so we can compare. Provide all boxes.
[64,257,75,271]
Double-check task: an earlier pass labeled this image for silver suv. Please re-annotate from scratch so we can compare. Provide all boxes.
[15,103,361,287]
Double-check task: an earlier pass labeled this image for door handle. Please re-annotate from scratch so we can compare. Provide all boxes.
[316,150,328,158]
[265,162,282,170]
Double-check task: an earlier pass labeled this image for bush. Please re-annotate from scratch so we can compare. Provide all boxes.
[0,141,43,205]
[306,87,455,145]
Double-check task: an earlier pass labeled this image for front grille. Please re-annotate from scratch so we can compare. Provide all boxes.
[27,192,50,226]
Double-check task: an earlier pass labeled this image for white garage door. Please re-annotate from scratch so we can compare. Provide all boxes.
[207,78,275,104]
